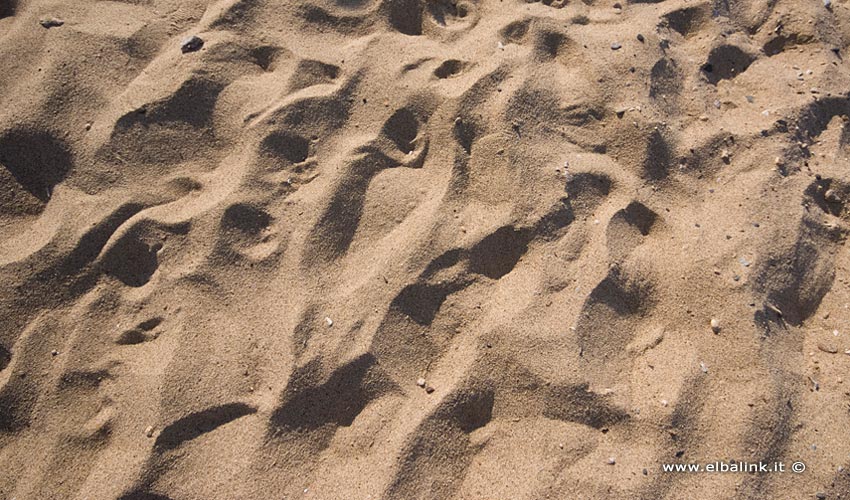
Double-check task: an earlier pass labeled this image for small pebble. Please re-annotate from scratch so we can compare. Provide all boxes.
[51,350,59,356]
[661,399,669,407]
[607,457,616,465]
[710,318,721,334]
[636,34,645,42]
[700,362,708,373]
[611,42,622,50]
[144,426,154,438]
[825,189,841,203]
[416,378,426,387]
[425,386,435,394]
[816,493,827,500]
[817,343,838,354]
[40,18,64,28]
[324,317,333,327]
[181,35,204,54]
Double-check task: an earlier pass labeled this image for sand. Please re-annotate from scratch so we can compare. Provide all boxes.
[1,0,850,498]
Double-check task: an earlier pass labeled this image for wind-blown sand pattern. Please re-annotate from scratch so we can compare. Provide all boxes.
[1,0,850,498]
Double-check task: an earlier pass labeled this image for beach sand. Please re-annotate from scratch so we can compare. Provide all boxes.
[1,0,850,498]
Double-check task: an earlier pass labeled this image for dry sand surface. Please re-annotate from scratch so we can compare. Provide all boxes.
[1,0,850,498]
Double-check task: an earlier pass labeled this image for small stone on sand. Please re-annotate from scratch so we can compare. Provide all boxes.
[710,318,721,334]
[416,378,426,387]
[607,457,616,465]
[611,42,622,50]
[145,426,154,438]
[325,317,333,327]
[181,35,204,54]
[40,18,64,28]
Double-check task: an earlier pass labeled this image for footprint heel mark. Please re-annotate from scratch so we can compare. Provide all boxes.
[649,58,682,105]
[533,197,575,241]
[468,226,530,279]
[391,283,456,326]
[433,59,466,79]
[58,369,113,390]
[259,131,310,166]
[209,0,263,30]
[382,107,421,154]
[752,215,838,327]
[499,18,531,44]
[0,128,73,207]
[386,387,495,500]
[565,172,613,216]
[101,229,163,288]
[534,28,572,61]
[304,154,388,262]
[642,125,675,180]
[297,4,371,35]
[221,202,272,227]
[102,77,226,166]
[0,380,36,433]
[116,317,163,345]
[701,44,756,85]
[792,96,850,145]
[383,0,423,35]
[736,371,799,497]
[289,59,341,92]
[100,220,189,287]
[268,354,397,437]
[249,45,280,71]
[304,105,430,262]
[660,5,708,37]
[0,0,16,19]
[154,403,256,452]
[575,266,657,370]
[543,383,629,429]
[425,0,479,30]
[606,201,659,261]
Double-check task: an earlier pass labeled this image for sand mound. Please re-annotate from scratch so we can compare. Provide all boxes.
[1,0,850,498]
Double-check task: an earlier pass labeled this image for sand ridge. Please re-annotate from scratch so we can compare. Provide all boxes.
[1,0,850,498]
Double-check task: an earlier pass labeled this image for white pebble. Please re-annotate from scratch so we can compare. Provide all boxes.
[710,318,721,333]
[324,317,333,327]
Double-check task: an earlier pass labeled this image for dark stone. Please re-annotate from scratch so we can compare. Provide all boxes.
[181,35,204,54]
[39,18,64,28]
